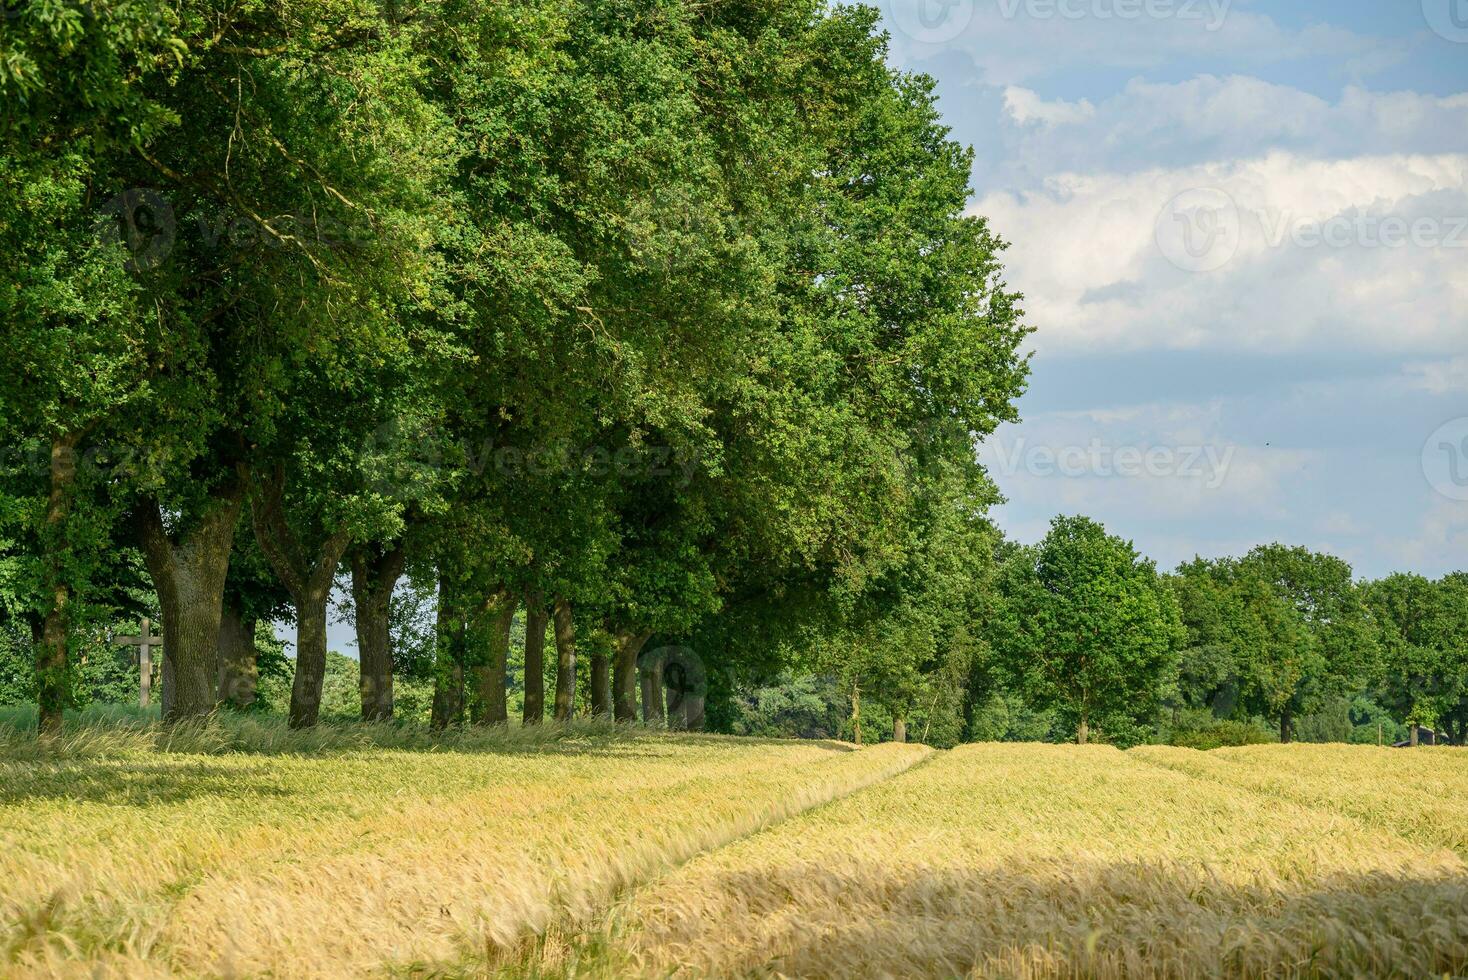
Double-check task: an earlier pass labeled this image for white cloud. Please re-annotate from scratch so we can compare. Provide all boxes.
[976,152,1468,355]
[1378,497,1468,573]
[1002,86,1096,126]
[979,400,1311,522]
[1402,356,1468,395]
[983,78,1468,184]
[1316,510,1365,536]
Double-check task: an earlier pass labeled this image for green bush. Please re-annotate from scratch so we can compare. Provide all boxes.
[1173,719,1274,750]
[1296,696,1353,743]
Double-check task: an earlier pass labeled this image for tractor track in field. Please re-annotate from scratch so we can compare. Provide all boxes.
[417,742,938,978]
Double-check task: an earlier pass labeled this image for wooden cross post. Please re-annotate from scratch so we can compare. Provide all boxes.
[115,618,162,709]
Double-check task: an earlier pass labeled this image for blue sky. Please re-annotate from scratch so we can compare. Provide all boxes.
[878,0,1468,578]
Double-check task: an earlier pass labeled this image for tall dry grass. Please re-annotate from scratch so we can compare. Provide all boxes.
[548,743,1468,978]
[1,723,927,978]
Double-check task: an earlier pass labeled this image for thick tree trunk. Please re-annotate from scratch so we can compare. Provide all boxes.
[662,649,703,732]
[160,648,175,718]
[893,716,907,744]
[1410,724,1420,748]
[36,433,80,736]
[353,588,392,722]
[139,489,242,723]
[37,604,70,736]
[473,592,514,726]
[431,579,466,730]
[522,600,547,725]
[244,464,352,729]
[851,680,862,747]
[552,596,576,721]
[350,542,406,722]
[613,630,651,722]
[641,651,666,725]
[217,601,258,709]
[1279,709,1293,744]
[290,591,330,728]
[590,653,611,717]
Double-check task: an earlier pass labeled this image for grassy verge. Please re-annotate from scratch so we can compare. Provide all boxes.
[524,743,1468,978]
[0,704,671,761]
[1,720,927,978]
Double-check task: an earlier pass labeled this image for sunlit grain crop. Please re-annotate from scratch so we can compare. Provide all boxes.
[0,723,926,978]
[9,730,1464,979]
[549,744,1468,979]
[1131,743,1468,855]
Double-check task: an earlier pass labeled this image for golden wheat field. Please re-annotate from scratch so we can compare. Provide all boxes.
[519,743,1468,979]
[3,728,1466,979]
[0,721,925,978]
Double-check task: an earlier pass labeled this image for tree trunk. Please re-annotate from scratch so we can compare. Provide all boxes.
[1076,717,1089,745]
[641,651,666,725]
[244,464,352,729]
[613,630,651,722]
[851,680,862,747]
[663,652,704,732]
[36,605,70,736]
[893,716,907,744]
[139,489,242,723]
[431,577,466,730]
[473,592,514,726]
[590,652,611,717]
[351,542,406,722]
[290,591,330,728]
[1279,709,1293,744]
[522,600,547,725]
[1410,724,1420,748]
[552,596,577,721]
[36,433,80,736]
[160,648,175,719]
[217,601,258,709]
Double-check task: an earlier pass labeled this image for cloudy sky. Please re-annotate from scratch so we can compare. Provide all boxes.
[878,0,1468,577]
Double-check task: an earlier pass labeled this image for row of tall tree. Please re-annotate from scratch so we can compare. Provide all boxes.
[0,0,1031,733]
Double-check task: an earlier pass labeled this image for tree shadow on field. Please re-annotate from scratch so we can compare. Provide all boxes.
[636,861,1468,978]
[0,715,861,764]
[0,759,297,806]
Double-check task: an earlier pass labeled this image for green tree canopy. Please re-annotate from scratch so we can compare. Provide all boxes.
[991,515,1183,745]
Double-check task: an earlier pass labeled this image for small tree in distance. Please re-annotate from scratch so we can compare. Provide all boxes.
[991,515,1183,744]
